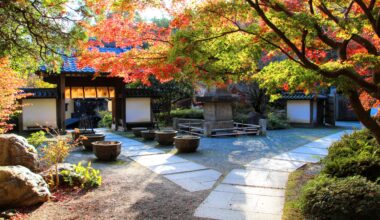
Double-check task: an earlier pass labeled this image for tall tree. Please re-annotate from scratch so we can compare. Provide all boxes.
[0,0,87,132]
[78,0,380,144]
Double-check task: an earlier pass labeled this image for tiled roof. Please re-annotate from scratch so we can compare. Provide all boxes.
[40,47,130,73]
[21,88,57,98]
[281,92,327,100]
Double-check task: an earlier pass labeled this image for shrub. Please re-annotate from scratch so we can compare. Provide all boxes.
[322,129,380,182]
[299,175,380,220]
[170,108,203,119]
[27,130,47,147]
[267,111,289,130]
[41,131,72,189]
[98,111,112,128]
[61,162,102,188]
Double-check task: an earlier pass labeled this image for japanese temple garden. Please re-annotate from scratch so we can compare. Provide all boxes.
[0,1,379,220]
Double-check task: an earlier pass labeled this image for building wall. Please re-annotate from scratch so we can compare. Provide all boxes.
[313,100,317,123]
[22,99,57,130]
[286,100,311,124]
[125,98,151,123]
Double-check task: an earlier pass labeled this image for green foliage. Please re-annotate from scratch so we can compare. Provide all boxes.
[322,129,380,182]
[299,175,380,220]
[267,111,289,130]
[254,60,328,101]
[169,108,203,119]
[98,111,112,128]
[61,162,102,189]
[27,131,47,147]
[0,0,88,74]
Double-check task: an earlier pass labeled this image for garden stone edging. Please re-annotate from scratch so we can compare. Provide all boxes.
[0,165,50,208]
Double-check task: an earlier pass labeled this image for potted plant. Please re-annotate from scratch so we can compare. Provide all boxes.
[174,135,200,153]
[71,128,95,141]
[131,127,148,137]
[92,141,121,161]
[80,134,105,151]
[155,130,178,145]
[141,130,157,141]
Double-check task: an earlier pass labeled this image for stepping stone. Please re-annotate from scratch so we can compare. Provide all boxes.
[272,152,323,163]
[122,148,164,157]
[290,146,328,156]
[164,169,222,192]
[245,158,305,172]
[194,206,281,220]
[214,184,285,197]
[147,161,207,175]
[121,144,151,151]
[222,169,289,189]
[131,154,188,166]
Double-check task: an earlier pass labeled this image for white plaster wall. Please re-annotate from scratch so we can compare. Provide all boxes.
[22,99,57,130]
[286,100,310,123]
[125,98,151,123]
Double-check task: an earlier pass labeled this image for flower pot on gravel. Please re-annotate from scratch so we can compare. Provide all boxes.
[131,127,148,137]
[92,141,121,161]
[81,134,105,151]
[174,135,200,153]
[155,130,178,146]
[141,130,157,141]
[72,129,95,141]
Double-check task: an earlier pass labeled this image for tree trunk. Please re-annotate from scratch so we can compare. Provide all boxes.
[348,91,380,145]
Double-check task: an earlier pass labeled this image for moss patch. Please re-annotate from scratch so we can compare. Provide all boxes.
[282,163,321,220]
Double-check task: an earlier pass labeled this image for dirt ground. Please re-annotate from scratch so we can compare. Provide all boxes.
[27,160,210,220]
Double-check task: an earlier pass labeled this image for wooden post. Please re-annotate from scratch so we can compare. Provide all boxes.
[56,73,66,132]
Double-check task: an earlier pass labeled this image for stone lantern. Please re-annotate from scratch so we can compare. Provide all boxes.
[196,88,237,136]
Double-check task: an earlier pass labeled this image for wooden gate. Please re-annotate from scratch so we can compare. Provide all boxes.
[325,96,336,126]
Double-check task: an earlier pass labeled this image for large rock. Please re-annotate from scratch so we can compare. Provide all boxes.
[0,134,39,171]
[0,166,50,208]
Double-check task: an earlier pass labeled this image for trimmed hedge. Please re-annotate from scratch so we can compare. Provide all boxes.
[267,111,289,130]
[322,129,380,182]
[170,108,203,119]
[300,175,380,220]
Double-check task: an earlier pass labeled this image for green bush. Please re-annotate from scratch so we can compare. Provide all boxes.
[267,111,289,130]
[27,130,47,147]
[299,175,380,220]
[61,162,102,189]
[170,108,203,119]
[98,111,112,128]
[322,129,380,182]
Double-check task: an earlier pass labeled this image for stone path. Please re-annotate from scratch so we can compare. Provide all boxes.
[194,130,352,220]
[96,130,222,192]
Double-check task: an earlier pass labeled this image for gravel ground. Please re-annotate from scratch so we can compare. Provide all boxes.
[28,160,210,220]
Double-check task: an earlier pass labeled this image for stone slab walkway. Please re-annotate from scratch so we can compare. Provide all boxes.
[96,130,222,192]
[194,130,352,220]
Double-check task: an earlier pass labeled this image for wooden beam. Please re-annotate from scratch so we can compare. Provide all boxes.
[56,73,66,132]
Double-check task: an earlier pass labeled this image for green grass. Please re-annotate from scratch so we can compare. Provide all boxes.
[283,163,321,220]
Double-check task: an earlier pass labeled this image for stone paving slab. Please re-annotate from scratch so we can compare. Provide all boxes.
[245,158,305,172]
[290,146,328,156]
[272,152,323,163]
[164,169,221,192]
[214,184,285,197]
[121,148,164,157]
[222,169,289,189]
[194,206,282,220]
[131,154,188,167]
[146,161,208,175]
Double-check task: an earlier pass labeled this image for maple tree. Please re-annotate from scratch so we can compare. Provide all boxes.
[78,0,380,144]
[0,58,27,134]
